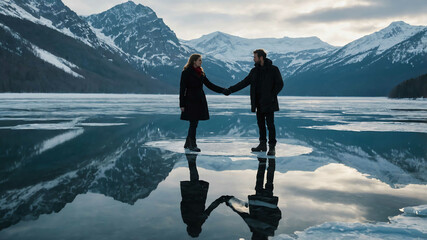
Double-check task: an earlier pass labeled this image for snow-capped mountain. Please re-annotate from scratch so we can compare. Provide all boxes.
[83,1,236,88]
[85,1,186,67]
[297,21,426,72]
[340,21,425,60]
[183,31,335,62]
[0,0,100,47]
[183,31,337,77]
[1,0,426,95]
[0,0,175,93]
[285,21,427,96]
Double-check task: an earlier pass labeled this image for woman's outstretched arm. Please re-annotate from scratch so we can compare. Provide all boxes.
[204,195,232,216]
[202,75,225,93]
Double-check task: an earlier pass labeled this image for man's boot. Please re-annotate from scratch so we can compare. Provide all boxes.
[188,138,201,152]
[267,145,276,156]
[251,141,267,152]
[184,137,190,149]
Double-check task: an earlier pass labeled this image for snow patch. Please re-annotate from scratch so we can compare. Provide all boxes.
[88,24,127,55]
[32,45,84,78]
[167,40,178,47]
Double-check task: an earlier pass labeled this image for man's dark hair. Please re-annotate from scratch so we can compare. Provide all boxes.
[253,49,267,59]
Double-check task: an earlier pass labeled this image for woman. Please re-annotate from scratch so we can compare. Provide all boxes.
[180,154,230,237]
[180,54,225,152]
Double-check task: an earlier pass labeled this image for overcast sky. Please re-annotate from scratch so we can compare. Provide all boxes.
[62,0,427,46]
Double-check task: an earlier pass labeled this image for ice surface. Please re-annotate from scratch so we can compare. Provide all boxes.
[0,118,82,130]
[78,123,127,127]
[0,95,424,121]
[304,121,427,133]
[401,205,427,217]
[0,91,425,240]
[144,137,313,159]
[0,121,126,130]
[273,204,427,240]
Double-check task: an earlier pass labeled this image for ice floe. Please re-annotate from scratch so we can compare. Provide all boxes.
[401,205,427,217]
[0,118,82,130]
[304,121,427,133]
[144,137,312,158]
[0,118,127,130]
[273,204,427,239]
[78,123,127,127]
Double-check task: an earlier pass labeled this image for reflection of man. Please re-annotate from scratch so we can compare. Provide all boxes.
[225,157,282,240]
[180,154,229,238]
[224,49,284,156]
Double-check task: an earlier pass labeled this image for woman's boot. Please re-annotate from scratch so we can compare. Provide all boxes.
[188,138,201,152]
[184,137,190,149]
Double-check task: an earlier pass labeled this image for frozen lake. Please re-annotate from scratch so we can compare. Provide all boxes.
[0,94,426,239]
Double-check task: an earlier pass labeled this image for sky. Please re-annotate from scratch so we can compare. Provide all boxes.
[62,0,427,46]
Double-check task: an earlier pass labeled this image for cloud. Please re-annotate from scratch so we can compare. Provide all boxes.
[285,0,427,23]
[62,0,427,46]
[62,0,126,16]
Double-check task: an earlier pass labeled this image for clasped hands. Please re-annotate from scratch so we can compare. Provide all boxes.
[222,88,231,96]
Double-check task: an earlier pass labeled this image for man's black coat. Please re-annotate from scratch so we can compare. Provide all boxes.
[179,67,224,121]
[229,58,284,113]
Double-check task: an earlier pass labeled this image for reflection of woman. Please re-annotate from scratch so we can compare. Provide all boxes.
[180,154,229,238]
[225,158,282,240]
[180,54,225,152]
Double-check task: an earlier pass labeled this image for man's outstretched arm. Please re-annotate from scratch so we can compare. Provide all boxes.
[229,71,252,93]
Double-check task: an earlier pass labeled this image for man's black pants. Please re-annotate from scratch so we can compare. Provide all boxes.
[256,111,276,146]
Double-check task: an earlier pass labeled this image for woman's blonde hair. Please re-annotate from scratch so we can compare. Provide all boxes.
[183,54,204,73]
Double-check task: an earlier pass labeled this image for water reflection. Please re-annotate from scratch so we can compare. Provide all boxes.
[0,145,180,231]
[180,154,229,238]
[0,95,426,239]
[226,157,282,240]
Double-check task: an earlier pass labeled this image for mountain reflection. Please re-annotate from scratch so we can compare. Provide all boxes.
[0,146,181,231]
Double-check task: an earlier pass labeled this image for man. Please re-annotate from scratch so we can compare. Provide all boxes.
[224,157,282,239]
[223,49,283,155]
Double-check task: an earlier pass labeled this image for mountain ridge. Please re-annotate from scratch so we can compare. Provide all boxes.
[1,0,427,96]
